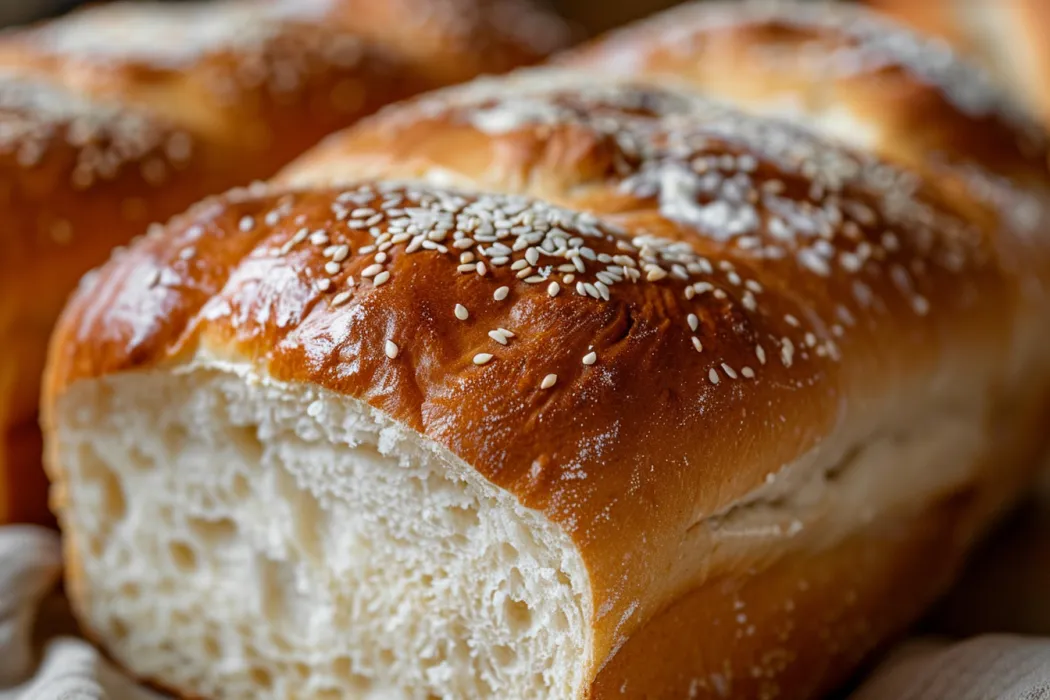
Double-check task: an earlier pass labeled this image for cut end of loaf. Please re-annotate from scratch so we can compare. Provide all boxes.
[52,362,591,699]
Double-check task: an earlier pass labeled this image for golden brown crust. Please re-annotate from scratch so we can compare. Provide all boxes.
[0,0,568,526]
[861,0,1050,123]
[290,0,574,84]
[590,443,1046,699]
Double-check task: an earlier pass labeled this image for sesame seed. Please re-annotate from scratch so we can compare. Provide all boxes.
[540,373,558,389]
[489,330,509,345]
[332,291,352,306]
[498,328,515,338]
[582,351,597,365]
[526,247,540,265]
[375,251,387,264]
[741,367,755,378]
[457,263,476,273]
[373,271,390,286]
[331,245,350,262]
[473,353,493,365]
[646,266,668,281]
[361,263,383,277]
[179,247,195,260]
[385,341,399,359]
[709,368,720,384]
[687,313,699,331]
[476,262,488,276]
[238,216,254,232]
[721,363,738,379]
[324,261,341,275]
[548,282,561,297]
[691,336,703,352]
[494,286,510,301]
[317,279,331,292]
[454,304,469,321]
[781,338,795,367]
[307,401,323,418]
[756,346,767,365]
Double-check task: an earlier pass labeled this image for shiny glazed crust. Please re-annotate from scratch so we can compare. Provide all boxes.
[45,56,1050,695]
[0,0,569,525]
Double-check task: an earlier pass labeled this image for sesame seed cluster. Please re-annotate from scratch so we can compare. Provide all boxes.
[416,75,985,274]
[253,180,778,386]
[0,71,191,187]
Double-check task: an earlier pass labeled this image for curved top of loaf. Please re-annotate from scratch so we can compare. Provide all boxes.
[0,1,429,145]
[282,71,1050,261]
[559,0,1049,190]
[44,76,1050,660]
[0,0,570,91]
[285,0,574,81]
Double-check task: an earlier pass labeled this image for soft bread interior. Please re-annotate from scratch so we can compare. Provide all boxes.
[52,362,591,700]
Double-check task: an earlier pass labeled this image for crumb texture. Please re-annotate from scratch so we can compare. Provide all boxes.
[56,365,589,700]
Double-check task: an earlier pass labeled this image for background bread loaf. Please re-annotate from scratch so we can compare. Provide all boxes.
[859,0,1050,125]
[0,0,569,526]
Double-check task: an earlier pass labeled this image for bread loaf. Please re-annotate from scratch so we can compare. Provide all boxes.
[860,0,1050,123]
[41,2,1050,699]
[0,0,568,526]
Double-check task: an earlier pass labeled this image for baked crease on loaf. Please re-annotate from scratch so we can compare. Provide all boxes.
[43,65,1050,698]
[0,0,569,526]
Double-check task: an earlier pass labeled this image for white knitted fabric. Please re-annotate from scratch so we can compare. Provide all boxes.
[0,526,159,700]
